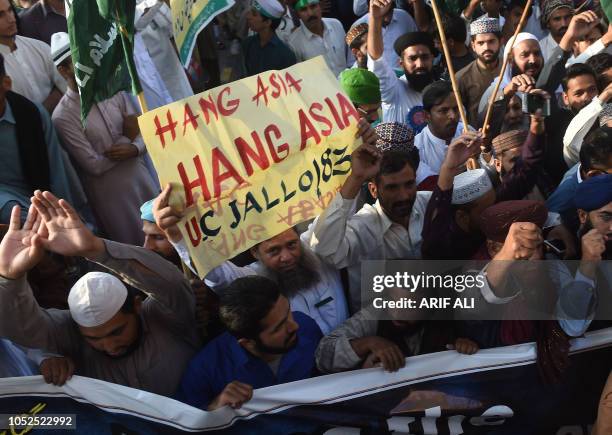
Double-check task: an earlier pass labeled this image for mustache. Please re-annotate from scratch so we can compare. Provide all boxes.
[392,200,413,209]
[307,15,318,21]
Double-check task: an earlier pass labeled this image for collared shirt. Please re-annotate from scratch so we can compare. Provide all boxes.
[414,122,470,174]
[0,240,200,397]
[456,59,501,126]
[539,33,559,62]
[352,9,418,71]
[367,54,424,129]
[203,242,349,335]
[176,312,322,409]
[288,18,347,76]
[304,190,432,312]
[18,0,67,45]
[243,33,297,76]
[0,35,66,104]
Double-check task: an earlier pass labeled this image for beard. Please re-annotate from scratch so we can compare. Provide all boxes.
[478,50,499,65]
[512,63,540,79]
[357,54,368,69]
[255,332,298,355]
[262,245,322,296]
[405,69,435,92]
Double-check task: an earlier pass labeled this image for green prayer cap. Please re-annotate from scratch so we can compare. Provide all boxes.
[294,0,319,10]
[339,68,381,105]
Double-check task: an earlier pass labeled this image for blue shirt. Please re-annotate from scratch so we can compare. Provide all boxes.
[176,312,322,409]
[242,34,297,76]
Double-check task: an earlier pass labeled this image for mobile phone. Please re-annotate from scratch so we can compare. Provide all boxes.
[523,93,550,116]
[543,239,566,256]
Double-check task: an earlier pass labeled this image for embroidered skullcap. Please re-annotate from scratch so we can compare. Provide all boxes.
[600,103,612,127]
[374,122,415,153]
[470,17,501,36]
[340,68,381,105]
[492,130,528,156]
[346,23,368,48]
[479,200,548,242]
[451,169,493,205]
[574,174,612,211]
[68,272,128,328]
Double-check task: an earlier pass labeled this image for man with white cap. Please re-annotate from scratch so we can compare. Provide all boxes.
[50,32,158,246]
[457,17,502,126]
[0,190,200,397]
[477,32,543,124]
[422,109,555,260]
[243,0,296,75]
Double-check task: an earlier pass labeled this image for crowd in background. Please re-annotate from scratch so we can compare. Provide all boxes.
[0,0,611,431]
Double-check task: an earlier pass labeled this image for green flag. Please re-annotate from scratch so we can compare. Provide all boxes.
[66,0,141,123]
[602,0,612,23]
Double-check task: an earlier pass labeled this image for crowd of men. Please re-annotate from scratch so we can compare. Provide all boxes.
[0,0,611,430]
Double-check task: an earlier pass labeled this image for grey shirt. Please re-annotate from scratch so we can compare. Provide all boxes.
[0,240,200,397]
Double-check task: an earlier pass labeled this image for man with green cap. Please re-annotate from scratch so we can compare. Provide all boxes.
[339,68,381,126]
[243,0,297,75]
[288,0,347,76]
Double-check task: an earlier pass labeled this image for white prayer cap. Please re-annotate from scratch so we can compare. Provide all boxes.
[68,272,128,328]
[452,169,493,205]
[251,0,285,18]
[503,32,538,61]
[50,32,71,66]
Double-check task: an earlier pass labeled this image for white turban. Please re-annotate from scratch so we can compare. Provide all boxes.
[68,272,128,328]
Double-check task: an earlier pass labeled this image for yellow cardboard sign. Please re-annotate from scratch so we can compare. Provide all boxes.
[138,57,361,276]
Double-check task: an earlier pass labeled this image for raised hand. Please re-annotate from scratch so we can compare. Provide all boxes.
[153,184,185,243]
[370,0,393,19]
[504,74,536,97]
[496,222,543,261]
[31,191,104,259]
[0,205,44,279]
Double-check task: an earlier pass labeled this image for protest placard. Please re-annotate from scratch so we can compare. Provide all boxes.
[138,57,362,277]
[170,0,236,67]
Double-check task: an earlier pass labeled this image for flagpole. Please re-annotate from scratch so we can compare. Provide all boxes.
[429,0,478,169]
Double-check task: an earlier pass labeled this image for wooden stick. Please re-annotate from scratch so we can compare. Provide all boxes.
[481,0,533,139]
[136,91,149,114]
[429,0,469,132]
[429,0,476,167]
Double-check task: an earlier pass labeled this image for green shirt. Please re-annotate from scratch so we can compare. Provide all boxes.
[243,33,297,76]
